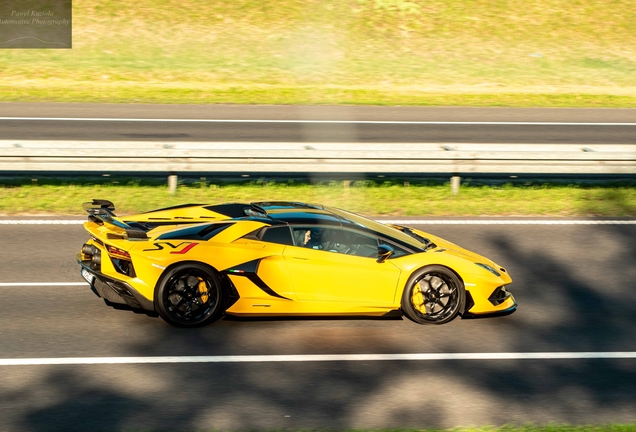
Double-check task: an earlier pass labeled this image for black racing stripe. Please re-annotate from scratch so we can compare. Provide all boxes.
[156,223,233,241]
[245,275,291,301]
[223,258,291,301]
[228,258,260,274]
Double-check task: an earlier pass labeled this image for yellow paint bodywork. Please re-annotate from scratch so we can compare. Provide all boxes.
[80,205,515,318]
[121,205,231,224]
[282,245,401,303]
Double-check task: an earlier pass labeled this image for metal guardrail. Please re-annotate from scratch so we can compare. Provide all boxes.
[2,141,636,175]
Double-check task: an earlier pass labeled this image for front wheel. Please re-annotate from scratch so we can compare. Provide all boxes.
[401,265,465,325]
[155,263,226,327]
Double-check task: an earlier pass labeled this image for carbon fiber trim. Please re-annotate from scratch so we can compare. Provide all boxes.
[93,278,126,304]
[78,261,155,311]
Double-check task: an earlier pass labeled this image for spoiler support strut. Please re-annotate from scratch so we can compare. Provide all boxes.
[82,199,148,240]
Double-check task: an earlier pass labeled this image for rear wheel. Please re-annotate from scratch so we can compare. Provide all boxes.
[401,265,465,325]
[155,263,225,327]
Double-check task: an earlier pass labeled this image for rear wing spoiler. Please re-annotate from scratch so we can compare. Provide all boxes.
[82,199,148,240]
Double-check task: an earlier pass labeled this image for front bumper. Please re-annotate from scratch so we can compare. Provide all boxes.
[462,283,517,318]
[462,299,517,319]
[78,256,154,311]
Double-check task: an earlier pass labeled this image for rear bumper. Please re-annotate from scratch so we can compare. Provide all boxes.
[78,257,154,312]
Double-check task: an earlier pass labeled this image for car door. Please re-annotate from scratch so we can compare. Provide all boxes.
[283,225,402,305]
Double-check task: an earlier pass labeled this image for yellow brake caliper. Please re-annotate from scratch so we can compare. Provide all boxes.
[197,278,209,303]
[412,284,426,314]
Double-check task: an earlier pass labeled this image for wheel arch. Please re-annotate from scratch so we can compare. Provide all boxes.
[401,263,466,298]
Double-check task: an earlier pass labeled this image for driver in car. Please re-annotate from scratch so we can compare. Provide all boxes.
[294,228,322,249]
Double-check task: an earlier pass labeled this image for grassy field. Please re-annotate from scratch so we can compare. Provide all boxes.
[1,182,635,217]
[2,0,635,106]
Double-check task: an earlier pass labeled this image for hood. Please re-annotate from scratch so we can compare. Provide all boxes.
[411,228,503,269]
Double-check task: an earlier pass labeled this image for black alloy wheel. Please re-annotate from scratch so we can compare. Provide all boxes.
[155,263,225,327]
[401,265,465,325]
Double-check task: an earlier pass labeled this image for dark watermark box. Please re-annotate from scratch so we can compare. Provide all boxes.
[0,0,72,48]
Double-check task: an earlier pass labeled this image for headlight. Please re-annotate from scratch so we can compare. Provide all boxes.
[475,263,501,277]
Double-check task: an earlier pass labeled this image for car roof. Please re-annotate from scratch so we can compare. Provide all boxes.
[252,201,325,211]
[249,202,347,226]
[247,202,426,252]
[227,207,343,227]
[156,201,425,252]
[267,211,344,226]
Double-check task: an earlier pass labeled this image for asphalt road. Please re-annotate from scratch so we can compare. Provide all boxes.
[1,103,635,143]
[1,221,635,431]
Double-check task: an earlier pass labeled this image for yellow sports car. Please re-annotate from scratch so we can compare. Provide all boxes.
[78,200,516,327]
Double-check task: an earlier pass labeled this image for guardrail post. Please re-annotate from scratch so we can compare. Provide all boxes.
[450,175,460,195]
[168,174,178,194]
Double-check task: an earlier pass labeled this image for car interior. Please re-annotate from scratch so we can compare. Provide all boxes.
[292,227,378,257]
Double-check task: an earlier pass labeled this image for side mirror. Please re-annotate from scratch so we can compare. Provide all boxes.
[377,244,394,263]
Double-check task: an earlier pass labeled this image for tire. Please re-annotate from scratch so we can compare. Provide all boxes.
[401,265,465,325]
[155,263,226,327]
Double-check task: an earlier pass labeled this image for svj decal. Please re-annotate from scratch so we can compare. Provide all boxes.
[143,242,198,254]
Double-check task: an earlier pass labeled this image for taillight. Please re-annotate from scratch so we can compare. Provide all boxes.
[106,245,131,259]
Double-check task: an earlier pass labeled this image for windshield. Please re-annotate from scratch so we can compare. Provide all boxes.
[326,207,426,251]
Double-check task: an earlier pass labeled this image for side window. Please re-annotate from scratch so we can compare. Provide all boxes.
[379,238,410,258]
[291,226,324,249]
[338,229,378,257]
[260,226,294,246]
[292,226,379,258]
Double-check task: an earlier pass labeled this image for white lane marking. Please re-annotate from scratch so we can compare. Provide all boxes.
[1,219,636,225]
[1,117,635,126]
[0,282,87,287]
[2,352,636,366]
[0,220,84,224]
[381,220,636,225]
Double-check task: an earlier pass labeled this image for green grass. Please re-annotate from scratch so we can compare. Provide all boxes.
[1,0,635,106]
[2,182,636,217]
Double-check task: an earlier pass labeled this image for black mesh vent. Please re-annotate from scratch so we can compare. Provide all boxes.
[488,286,511,306]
